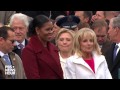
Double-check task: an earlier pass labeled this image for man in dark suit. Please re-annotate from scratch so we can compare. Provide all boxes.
[9,13,30,58]
[12,39,28,58]
[106,16,120,79]
[0,26,26,79]
[92,19,112,57]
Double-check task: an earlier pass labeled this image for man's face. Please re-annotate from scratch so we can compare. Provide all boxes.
[94,26,108,45]
[52,22,61,38]
[75,11,84,22]
[108,20,118,42]
[95,11,105,20]
[1,30,15,54]
[11,18,28,43]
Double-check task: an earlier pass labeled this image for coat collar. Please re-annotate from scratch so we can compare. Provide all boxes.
[13,39,28,50]
[72,52,105,73]
[0,52,17,66]
[27,36,63,78]
[29,36,58,53]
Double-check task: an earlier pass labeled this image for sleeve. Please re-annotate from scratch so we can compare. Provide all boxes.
[65,58,76,79]
[103,57,112,79]
[15,54,27,79]
[22,47,40,79]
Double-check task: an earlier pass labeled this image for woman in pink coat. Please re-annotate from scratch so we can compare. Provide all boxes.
[22,15,63,79]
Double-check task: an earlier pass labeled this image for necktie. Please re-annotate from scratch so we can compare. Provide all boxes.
[3,55,15,79]
[113,45,119,61]
[3,54,11,65]
[18,43,24,50]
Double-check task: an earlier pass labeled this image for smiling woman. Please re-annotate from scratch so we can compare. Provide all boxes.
[22,15,63,79]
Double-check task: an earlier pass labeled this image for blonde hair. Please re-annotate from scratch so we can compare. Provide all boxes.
[74,28,101,57]
[55,28,75,54]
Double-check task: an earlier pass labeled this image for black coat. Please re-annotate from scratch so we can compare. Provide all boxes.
[105,43,120,79]
[12,39,28,58]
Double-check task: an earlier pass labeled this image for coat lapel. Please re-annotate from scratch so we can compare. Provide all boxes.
[0,57,7,66]
[112,50,120,70]
[72,52,105,73]
[73,55,92,72]
[31,36,63,78]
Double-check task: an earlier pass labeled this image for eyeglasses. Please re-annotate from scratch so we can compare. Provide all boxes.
[0,37,15,44]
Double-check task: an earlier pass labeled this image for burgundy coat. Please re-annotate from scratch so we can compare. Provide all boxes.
[22,36,63,79]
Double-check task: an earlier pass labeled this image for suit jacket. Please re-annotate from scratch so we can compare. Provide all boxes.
[101,39,112,57]
[13,39,28,58]
[22,35,63,79]
[105,43,120,79]
[0,52,26,79]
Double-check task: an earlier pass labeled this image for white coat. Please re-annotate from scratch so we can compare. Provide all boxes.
[65,52,112,79]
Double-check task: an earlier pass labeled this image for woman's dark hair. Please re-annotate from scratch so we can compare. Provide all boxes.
[28,15,50,37]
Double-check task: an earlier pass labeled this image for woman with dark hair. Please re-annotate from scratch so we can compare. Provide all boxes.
[22,15,63,79]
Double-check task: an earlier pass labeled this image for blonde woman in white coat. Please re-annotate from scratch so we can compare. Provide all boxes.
[56,28,75,79]
[65,28,112,79]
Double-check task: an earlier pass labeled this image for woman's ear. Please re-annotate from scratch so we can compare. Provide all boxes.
[35,27,40,35]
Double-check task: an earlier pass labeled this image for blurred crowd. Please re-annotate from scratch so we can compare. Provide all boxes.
[0,11,120,79]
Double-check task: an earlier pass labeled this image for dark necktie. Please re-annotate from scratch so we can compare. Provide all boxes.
[18,43,24,50]
[113,45,119,61]
[3,54,11,65]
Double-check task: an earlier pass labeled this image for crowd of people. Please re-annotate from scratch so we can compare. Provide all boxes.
[0,11,120,79]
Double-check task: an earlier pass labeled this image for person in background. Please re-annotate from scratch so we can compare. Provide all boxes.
[55,28,75,79]
[0,11,16,25]
[16,11,74,20]
[91,11,106,23]
[106,16,120,79]
[91,19,112,57]
[51,15,65,44]
[91,11,120,25]
[65,28,112,79]
[0,26,26,79]
[75,11,93,27]
[9,13,30,58]
[56,15,80,32]
[77,22,90,29]
[105,11,120,21]
[22,15,63,79]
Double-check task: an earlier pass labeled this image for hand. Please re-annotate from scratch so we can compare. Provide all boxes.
[91,15,97,23]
